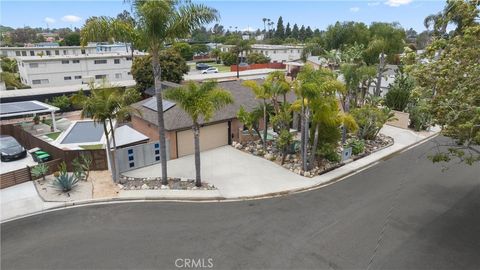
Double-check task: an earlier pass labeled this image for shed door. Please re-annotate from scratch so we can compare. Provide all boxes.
[177,122,229,157]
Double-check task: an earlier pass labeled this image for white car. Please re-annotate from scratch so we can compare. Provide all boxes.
[202,67,219,74]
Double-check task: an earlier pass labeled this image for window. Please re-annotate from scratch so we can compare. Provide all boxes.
[72,59,80,64]
[94,59,107,64]
[74,75,82,79]
[21,51,27,56]
[63,50,67,55]
[114,59,120,64]
[115,73,122,79]
[55,50,59,55]
[290,50,293,53]
[46,51,51,56]
[30,51,35,56]
[32,79,49,85]
[127,72,131,75]
[64,76,72,80]
[95,74,107,79]
[62,60,69,64]
[15,51,21,56]
[29,63,39,68]
[298,50,300,53]
[126,57,132,61]
[273,50,276,54]
[81,49,86,54]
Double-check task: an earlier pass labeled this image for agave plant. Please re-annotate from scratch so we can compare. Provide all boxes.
[31,163,49,181]
[52,172,79,192]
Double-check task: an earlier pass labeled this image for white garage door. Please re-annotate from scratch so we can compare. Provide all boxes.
[177,122,229,157]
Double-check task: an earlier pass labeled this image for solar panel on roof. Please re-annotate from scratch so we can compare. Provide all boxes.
[0,101,47,115]
[142,98,175,112]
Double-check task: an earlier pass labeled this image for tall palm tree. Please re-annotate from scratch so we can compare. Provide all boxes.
[243,80,272,149]
[164,81,233,187]
[262,18,267,33]
[72,84,140,180]
[232,40,251,78]
[81,1,218,185]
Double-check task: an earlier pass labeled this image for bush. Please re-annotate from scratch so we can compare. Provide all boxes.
[385,88,410,111]
[351,106,395,140]
[31,163,49,181]
[348,139,365,155]
[72,154,92,181]
[46,95,71,112]
[220,51,237,66]
[247,52,270,64]
[408,101,432,131]
[317,144,341,163]
[384,73,414,111]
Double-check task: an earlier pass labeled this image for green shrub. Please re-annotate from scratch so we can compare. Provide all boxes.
[351,106,395,140]
[46,95,71,112]
[384,73,414,111]
[72,154,92,181]
[317,144,341,163]
[408,101,432,131]
[31,163,49,181]
[220,51,237,66]
[348,139,365,155]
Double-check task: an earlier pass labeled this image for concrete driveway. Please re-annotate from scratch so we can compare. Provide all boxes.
[123,146,315,198]
[122,125,433,199]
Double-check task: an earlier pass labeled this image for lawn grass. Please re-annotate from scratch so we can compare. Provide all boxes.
[45,131,62,140]
[79,144,104,150]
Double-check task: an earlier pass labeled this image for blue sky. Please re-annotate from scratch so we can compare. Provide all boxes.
[1,0,446,31]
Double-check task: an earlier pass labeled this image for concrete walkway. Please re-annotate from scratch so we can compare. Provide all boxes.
[1,125,438,222]
[1,182,63,222]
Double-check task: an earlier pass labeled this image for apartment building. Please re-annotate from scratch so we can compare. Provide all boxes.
[17,52,143,88]
[0,44,97,58]
[219,44,304,63]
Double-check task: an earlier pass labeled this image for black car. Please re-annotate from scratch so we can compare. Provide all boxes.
[0,135,27,162]
[196,63,210,70]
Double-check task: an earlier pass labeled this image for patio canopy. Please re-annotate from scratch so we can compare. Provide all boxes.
[0,100,60,130]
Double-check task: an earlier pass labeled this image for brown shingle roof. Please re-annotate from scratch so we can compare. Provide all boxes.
[131,79,297,131]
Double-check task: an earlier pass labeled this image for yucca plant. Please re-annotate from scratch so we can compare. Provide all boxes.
[53,172,79,192]
[31,163,49,181]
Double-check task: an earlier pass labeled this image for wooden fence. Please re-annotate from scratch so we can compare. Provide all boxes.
[0,124,108,188]
[231,63,286,72]
[0,159,62,189]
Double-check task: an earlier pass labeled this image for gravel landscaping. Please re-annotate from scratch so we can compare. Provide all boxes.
[232,134,394,177]
[118,176,217,191]
[34,175,93,202]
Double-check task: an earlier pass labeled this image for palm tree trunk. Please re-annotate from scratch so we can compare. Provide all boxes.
[303,106,310,172]
[103,121,116,181]
[236,54,240,79]
[152,51,168,185]
[309,123,320,170]
[263,100,268,149]
[107,118,119,180]
[300,101,305,162]
[193,123,201,187]
[375,52,385,97]
[254,127,264,145]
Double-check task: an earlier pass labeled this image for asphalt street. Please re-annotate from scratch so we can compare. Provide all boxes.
[2,137,480,270]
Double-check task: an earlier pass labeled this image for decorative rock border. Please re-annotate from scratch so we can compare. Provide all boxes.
[232,134,394,178]
[118,176,217,191]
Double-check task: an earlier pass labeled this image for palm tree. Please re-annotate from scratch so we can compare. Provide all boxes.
[81,1,218,185]
[243,80,272,149]
[262,18,267,33]
[232,40,251,78]
[164,81,233,187]
[72,84,140,180]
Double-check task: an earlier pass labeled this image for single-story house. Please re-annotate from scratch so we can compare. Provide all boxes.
[130,79,297,159]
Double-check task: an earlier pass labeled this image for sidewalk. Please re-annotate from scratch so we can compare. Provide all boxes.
[1,125,438,222]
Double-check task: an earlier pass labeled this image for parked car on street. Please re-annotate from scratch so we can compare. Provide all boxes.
[196,63,210,70]
[0,135,27,162]
[201,67,219,74]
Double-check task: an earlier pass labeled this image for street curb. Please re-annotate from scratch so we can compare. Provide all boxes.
[2,131,439,223]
